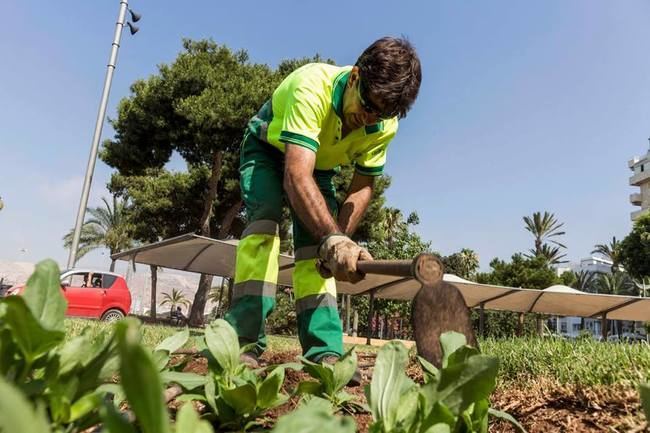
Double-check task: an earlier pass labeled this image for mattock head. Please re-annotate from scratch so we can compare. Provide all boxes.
[412,279,478,368]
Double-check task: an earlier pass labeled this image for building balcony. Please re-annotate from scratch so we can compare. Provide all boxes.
[629,170,650,186]
[630,193,643,206]
[631,208,650,221]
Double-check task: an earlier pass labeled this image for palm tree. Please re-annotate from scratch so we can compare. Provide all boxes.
[633,277,650,298]
[591,237,622,273]
[160,288,191,314]
[523,211,566,255]
[594,272,634,296]
[63,196,135,270]
[595,272,635,336]
[571,270,596,292]
[207,279,231,318]
[526,243,567,265]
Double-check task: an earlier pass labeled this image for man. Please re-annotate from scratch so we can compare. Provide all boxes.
[225,37,421,383]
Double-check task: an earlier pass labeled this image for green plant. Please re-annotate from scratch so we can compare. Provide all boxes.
[271,396,357,433]
[0,259,210,433]
[366,333,526,433]
[194,319,290,430]
[297,348,362,411]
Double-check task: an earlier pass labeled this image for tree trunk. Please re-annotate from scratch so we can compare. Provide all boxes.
[189,150,224,327]
[110,259,116,272]
[216,277,226,318]
[218,199,243,239]
[150,265,157,319]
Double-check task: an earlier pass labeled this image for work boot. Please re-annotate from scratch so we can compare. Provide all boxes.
[240,352,260,369]
[320,355,362,387]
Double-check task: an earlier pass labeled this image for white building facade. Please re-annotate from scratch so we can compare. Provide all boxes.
[629,140,650,221]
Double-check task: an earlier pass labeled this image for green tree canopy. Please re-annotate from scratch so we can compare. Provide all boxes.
[523,211,567,264]
[592,236,622,274]
[620,214,650,279]
[62,196,135,269]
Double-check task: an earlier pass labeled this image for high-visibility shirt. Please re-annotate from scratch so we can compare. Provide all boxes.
[247,63,398,176]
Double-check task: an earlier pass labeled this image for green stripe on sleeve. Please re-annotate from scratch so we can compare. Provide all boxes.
[355,163,384,176]
[280,131,319,152]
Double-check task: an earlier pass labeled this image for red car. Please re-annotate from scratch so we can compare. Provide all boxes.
[6,269,132,321]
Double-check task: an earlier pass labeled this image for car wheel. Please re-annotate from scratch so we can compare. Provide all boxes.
[101,308,125,322]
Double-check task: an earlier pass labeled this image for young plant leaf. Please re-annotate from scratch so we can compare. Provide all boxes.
[488,408,527,432]
[220,383,257,415]
[23,259,67,331]
[0,376,50,433]
[271,397,356,433]
[175,403,214,433]
[300,357,335,395]
[69,391,103,422]
[156,327,190,354]
[332,348,357,391]
[437,355,498,415]
[2,296,65,364]
[161,371,207,391]
[439,332,467,368]
[258,367,286,409]
[418,356,441,384]
[116,319,172,433]
[205,319,240,375]
[366,341,416,431]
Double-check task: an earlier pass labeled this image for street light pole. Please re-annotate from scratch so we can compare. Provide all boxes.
[67,0,131,269]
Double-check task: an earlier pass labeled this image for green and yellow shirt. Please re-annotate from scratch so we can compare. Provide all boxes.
[247,63,398,176]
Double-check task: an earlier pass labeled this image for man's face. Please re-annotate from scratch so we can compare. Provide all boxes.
[342,67,388,131]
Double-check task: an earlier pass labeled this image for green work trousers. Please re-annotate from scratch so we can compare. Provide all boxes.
[224,132,343,361]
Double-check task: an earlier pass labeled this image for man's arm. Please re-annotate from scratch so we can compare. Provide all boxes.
[338,172,375,236]
[283,144,339,239]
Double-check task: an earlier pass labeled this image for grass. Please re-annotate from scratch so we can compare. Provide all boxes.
[482,336,650,387]
[65,319,650,388]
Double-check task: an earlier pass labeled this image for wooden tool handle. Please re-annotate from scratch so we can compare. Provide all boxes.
[357,253,444,286]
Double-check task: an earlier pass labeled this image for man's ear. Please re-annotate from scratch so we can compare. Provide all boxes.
[348,66,360,87]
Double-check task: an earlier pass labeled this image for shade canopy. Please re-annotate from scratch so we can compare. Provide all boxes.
[112,234,650,321]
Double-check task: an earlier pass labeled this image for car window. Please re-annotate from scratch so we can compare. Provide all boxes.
[69,273,90,288]
[103,274,117,288]
[90,274,103,288]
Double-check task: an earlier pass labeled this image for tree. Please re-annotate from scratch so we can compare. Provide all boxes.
[102,40,286,325]
[443,249,480,280]
[523,211,566,253]
[62,196,135,270]
[571,270,596,292]
[594,272,635,336]
[160,288,191,313]
[476,254,560,338]
[592,236,622,273]
[523,211,567,264]
[620,214,650,279]
[594,272,634,296]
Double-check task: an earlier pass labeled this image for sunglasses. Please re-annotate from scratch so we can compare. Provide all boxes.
[357,79,397,120]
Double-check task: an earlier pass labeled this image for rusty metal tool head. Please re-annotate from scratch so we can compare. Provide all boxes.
[358,253,477,367]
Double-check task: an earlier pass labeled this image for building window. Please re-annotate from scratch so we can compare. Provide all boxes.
[642,165,645,172]
[561,322,567,333]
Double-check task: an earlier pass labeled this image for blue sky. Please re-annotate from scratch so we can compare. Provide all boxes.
[2,0,649,271]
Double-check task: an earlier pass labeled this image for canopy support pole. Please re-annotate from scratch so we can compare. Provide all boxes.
[367,291,376,346]
[601,314,608,341]
[479,302,485,338]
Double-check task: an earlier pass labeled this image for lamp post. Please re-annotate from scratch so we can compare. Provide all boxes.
[67,1,141,269]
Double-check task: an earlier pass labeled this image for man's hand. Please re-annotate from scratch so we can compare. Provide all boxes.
[317,234,373,283]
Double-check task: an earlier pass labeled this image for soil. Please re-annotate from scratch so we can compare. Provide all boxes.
[178,350,648,433]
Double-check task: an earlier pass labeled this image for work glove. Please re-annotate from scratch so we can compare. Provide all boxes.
[316,234,373,283]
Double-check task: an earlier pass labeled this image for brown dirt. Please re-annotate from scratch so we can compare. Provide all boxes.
[177,351,648,432]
